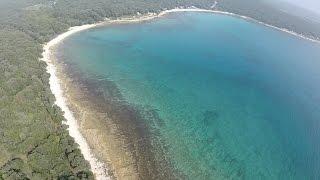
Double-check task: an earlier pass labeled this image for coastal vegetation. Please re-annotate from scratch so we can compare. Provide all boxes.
[0,0,319,179]
[0,0,213,178]
[216,0,320,39]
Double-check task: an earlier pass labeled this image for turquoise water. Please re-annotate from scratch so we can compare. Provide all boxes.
[60,12,320,179]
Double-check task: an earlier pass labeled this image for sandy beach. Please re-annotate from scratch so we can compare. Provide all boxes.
[41,7,320,180]
[41,11,177,180]
[42,25,111,179]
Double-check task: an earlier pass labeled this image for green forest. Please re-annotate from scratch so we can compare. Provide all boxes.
[0,0,319,179]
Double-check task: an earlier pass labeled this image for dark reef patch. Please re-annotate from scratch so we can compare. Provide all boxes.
[55,53,183,179]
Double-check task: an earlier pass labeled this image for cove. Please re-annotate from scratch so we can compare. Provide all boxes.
[58,12,320,179]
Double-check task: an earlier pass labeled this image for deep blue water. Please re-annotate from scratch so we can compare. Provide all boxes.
[60,12,320,179]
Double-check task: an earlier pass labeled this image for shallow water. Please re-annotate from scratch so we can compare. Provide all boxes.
[60,12,320,179]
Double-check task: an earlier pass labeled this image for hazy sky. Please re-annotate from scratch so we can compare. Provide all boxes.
[282,0,320,14]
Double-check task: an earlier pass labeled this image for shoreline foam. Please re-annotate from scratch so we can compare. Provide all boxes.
[160,8,320,43]
[41,24,111,180]
[41,7,320,180]
[41,13,170,180]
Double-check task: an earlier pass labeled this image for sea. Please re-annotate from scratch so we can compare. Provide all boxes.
[58,12,320,179]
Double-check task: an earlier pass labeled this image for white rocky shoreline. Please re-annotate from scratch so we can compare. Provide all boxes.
[41,6,320,180]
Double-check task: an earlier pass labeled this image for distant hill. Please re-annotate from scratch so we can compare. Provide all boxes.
[266,1,320,24]
[0,0,319,179]
[217,0,320,39]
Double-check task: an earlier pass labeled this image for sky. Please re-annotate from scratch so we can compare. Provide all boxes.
[281,0,320,14]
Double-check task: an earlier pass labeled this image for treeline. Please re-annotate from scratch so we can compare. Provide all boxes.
[0,26,93,179]
[216,0,320,40]
[0,0,214,179]
[0,0,319,179]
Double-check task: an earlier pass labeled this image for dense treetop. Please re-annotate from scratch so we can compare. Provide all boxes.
[0,0,319,179]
